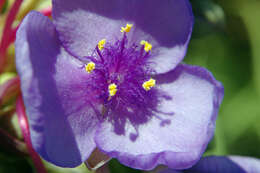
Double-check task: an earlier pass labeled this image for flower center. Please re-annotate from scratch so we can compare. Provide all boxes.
[82,24,168,134]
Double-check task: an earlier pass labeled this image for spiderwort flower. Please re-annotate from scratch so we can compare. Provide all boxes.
[159,156,260,173]
[15,0,224,170]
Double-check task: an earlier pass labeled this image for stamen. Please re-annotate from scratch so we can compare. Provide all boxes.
[85,62,95,73]
[98,39,106,51]
[142,78,156,91]
[120,23,133,33]
[140,40,152,52]
[108,83,118,97]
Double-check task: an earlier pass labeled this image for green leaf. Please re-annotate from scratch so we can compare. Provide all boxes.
[44,162,92,173]
[109,159,142,173]
[0,153,33,173]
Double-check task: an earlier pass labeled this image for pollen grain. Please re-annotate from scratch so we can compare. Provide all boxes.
[120,23,133,33]
[140,40,152,52]
[85,62,95,73]
[142,78,156,91]
[109,83,118,97]
[98,39,106,51]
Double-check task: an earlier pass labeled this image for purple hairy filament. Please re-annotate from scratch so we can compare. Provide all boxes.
[82,32,171,135]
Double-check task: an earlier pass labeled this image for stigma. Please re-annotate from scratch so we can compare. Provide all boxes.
[120,23,133,33]
[140,40,152,52]
[98,39,106,51]
[142,78,156,91]
[85,62,95,73]
[109,83,118,97]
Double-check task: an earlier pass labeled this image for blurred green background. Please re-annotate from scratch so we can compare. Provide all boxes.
[0,0,259,172]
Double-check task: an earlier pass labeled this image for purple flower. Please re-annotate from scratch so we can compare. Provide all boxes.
[160,156,260,173]
[15,0,224,170]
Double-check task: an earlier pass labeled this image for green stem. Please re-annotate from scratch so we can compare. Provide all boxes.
[238,1,260,95]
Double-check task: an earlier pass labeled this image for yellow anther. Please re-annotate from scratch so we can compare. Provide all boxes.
[140,40,152,52]
[98,39,106,51]
[120,23,133,33]
[108,83,118,97]
[85,62,95,73]
[142,78,156,91]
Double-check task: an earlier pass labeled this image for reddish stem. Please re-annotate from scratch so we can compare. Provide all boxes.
[0,0,23,72]
[16,95,47,173]
[0,0,6,12]
[0,6,52,71]
[0,0,23,51]
[41,7,52,17]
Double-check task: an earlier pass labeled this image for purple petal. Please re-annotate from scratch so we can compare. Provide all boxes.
[15,11,99,167]
[52,0,193,73]
[95,64,224,170]
[159,169,182,173]
[228,156,260,173]
[187,156,260,173]
[159,156,260,173]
